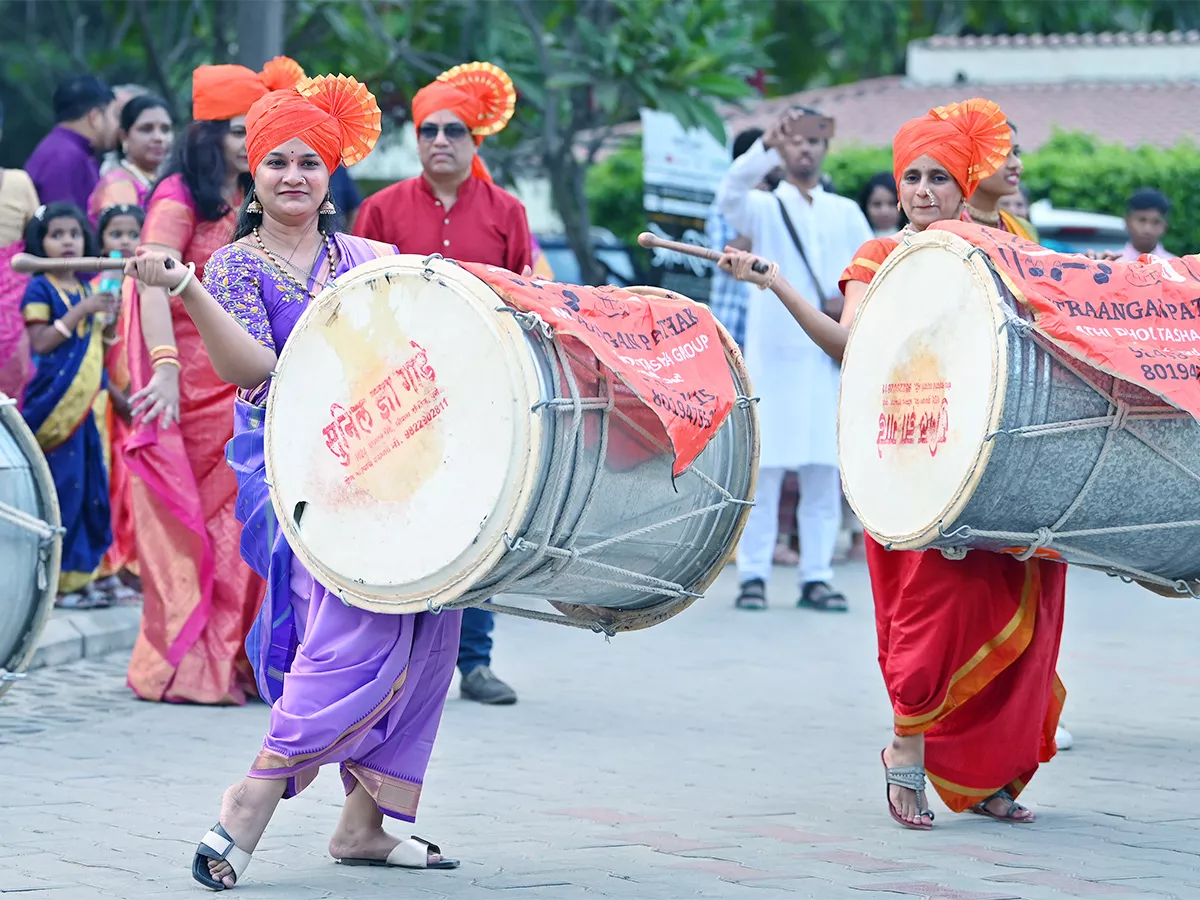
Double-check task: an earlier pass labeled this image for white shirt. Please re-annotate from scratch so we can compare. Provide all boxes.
[716,139,872,469]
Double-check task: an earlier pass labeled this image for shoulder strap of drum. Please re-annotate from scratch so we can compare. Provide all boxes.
[774,194,827,308]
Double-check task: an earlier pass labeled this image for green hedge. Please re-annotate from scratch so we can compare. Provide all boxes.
[586,131,1200,256]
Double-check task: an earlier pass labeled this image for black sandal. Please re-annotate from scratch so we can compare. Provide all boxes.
[798,581,847,612]
[734,578,767,610]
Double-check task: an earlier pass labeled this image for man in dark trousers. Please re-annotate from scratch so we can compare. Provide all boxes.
[355,61,530,705]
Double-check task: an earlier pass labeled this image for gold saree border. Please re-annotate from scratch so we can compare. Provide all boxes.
[34,282,105,452]
[894,562,1039,735]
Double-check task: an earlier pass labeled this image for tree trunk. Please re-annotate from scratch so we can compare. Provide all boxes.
[235,0,285,69]
[546,150,602,285]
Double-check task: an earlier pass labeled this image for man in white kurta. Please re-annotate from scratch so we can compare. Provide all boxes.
[716,108,872,610]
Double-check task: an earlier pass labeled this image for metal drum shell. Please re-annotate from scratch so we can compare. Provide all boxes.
[263,261,758,629]
[840,229,1200,590]
[0,394,62,698]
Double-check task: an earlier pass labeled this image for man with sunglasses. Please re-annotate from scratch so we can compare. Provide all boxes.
[355,63,531,706]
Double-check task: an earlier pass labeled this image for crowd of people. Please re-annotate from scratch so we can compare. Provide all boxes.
[0,50,1191,891]
[0,61,529,708]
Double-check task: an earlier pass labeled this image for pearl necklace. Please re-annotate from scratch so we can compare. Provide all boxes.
[253,227,337,296]
[120,159,154,188]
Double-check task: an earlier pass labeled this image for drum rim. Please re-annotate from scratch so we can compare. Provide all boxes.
[546,287,760,632]
[0,394,62,698]
[839,230,1010,550]
[264,255,548,612]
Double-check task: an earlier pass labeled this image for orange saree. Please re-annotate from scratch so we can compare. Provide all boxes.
[125,174,264,704]
[844,237,1067,812]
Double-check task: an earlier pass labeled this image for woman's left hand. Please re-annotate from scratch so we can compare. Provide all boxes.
[125,248,187,291]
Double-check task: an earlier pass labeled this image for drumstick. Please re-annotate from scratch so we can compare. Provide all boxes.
[9,253,175,274]
[637,232,771,275]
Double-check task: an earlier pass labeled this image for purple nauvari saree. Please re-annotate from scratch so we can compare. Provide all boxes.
[216,233,463,820]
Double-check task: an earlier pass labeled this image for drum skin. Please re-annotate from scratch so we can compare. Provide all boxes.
[839,230,1200,591]
[0,394,61,698]
[265,258,758,627]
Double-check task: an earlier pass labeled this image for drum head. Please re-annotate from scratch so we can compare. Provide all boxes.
[265,256,545,612]
[839,230,1009,549]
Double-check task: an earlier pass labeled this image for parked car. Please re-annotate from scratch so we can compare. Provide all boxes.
[1029,199,1127,255]
[535,227,643,286]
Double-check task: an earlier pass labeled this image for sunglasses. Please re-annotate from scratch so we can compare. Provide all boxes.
[418,122,470,142]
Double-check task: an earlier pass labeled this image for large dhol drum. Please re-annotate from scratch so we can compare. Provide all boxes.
[839,230,1200,593]
[0,394,62,698]
[264,257,757,631]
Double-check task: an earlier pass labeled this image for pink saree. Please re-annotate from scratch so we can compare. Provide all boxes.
[125,174,264,704]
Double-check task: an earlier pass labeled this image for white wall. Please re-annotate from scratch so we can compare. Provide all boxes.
[908,40,1200,85]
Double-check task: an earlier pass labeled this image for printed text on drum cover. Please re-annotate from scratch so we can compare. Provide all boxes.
[933,220,1200,420]
[321,340,447,481]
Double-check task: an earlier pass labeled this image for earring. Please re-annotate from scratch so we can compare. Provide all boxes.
[319,195,336,215]
[896,201,902,211]
[247,190,263,214]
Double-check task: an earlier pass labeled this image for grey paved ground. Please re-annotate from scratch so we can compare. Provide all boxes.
[3,561,1200,900]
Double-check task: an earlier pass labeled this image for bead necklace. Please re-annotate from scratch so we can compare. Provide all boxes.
[253,226,337,296]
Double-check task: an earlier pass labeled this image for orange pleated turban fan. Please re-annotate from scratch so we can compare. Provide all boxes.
[892,98,1011,200]
[192,56,306,122]
[245,74,382,175]
[410,62,517,182]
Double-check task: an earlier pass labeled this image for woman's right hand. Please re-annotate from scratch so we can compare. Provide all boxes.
[130,363,181,428]
[718,246,776,288]
[125,248,188,291]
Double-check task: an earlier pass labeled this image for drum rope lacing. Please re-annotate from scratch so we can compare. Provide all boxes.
[424,306,752,634]
[925,257,1200,597]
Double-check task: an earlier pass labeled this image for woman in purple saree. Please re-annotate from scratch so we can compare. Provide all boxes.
[126,75,462,891]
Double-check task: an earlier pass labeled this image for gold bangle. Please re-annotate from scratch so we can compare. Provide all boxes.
[53,319,72,339]
[149,344,177,357]
[153,357,182,370]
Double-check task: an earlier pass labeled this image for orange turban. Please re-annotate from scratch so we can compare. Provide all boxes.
[410,62,516,182]
[892,98,1011,200]
[246,75,382,175]
[192,56,306,122]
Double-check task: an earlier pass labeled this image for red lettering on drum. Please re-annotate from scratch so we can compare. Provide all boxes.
[877,386,949,458]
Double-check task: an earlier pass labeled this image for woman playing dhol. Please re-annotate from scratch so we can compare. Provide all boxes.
[126,74,463,891]
[718,99,1068,831]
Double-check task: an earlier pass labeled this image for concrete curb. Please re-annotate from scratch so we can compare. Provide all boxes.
[29,605,142,671]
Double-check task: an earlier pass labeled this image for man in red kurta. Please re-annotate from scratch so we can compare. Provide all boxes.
[355,62,531,707]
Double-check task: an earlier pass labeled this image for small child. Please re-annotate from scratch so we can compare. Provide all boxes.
[20,202,116,608]
[90,203,145,601]
[1121,187,1174,261]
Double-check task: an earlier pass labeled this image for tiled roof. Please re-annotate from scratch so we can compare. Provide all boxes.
[918,30,1200,49]
[721,76,1200,150]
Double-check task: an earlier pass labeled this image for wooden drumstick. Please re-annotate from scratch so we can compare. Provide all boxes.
[9,253,175,274]
[637,232,771,275]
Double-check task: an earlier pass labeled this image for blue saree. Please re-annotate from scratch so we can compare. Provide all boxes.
[21,274,112,593]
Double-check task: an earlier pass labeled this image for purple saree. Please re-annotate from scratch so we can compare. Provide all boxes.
[212,233,463,821]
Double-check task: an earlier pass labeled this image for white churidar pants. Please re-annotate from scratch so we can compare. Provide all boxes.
[736,464,842,587]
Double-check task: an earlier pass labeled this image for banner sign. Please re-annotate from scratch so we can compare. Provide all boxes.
[936,221,1200,418]
[640,109,729,303]
[463,263,735,475]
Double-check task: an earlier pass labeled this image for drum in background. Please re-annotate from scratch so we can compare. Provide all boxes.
[0,394,62,698]
[264,257,758,631]
[839,229,1200,593]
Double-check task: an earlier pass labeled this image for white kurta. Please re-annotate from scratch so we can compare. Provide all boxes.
[716,140,873,469]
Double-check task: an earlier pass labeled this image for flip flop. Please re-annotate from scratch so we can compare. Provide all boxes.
[881,749,935,831]
[55,591,107,610]
[336,835,460,869]
[192,822,253,891]
[971,789,1036,823]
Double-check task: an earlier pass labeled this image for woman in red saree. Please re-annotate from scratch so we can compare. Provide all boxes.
[0,157,39,405]
[125,58,304,704]
[717,100,1066,830]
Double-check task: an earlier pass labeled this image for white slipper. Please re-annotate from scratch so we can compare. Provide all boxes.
[192,823,253,890]
[336,835,460,869]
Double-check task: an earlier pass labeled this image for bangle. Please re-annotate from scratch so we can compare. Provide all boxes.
[149,344,177,358]
[153,357,182,370]
[167,261,197,297]
[103,335,119,347]
[53,319,72,339]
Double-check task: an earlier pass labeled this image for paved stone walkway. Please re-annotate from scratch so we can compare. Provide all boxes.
[3,562,1200,899]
